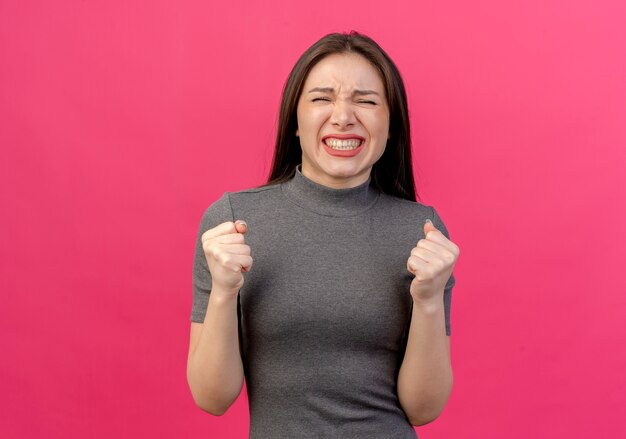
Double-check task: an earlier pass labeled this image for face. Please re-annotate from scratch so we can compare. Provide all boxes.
[296,52,390,188]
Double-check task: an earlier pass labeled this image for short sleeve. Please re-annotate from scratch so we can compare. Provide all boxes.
[190,192,234,323]
[430,206,456,336]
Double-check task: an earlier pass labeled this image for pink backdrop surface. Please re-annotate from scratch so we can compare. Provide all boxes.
[2,0,625,437]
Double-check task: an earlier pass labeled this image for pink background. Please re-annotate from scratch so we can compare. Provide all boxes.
[2,0,625,437]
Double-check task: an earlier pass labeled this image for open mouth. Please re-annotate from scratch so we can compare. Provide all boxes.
[321,135,366,157]
[323,138,363,150]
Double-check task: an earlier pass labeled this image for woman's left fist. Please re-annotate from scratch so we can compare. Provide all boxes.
[407,219,460,304]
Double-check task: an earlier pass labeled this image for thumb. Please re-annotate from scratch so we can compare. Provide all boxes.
[424,218,438,237]
[235,220,247,234]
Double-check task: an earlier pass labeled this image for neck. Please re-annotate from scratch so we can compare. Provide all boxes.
[281,164,380,217]
[300,163,371,189]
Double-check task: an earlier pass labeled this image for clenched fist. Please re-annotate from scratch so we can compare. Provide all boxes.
[407,219,460,304]
[201,220,252,299]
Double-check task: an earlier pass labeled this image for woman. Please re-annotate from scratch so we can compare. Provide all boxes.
[187,32,460,438]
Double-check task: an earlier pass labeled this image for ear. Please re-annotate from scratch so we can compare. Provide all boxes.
[296,128,299,137]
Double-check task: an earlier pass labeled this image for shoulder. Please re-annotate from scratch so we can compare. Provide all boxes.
[196,192,233,232]
[376,192,432,218]
[228,183,281,200]
[227,183,285,214]
[198,183,282,226]
[375,193,453,239]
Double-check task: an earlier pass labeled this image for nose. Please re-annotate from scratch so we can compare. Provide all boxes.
[330,100,356,128]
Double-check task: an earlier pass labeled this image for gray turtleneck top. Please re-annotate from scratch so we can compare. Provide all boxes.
[191,165,455,438]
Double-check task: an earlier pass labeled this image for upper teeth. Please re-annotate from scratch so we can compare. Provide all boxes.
[324,138,363,149]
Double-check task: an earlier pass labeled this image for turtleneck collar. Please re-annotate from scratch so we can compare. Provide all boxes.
[281,164,380,217]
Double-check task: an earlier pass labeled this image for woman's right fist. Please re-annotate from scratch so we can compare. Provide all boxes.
[201,220,252,298]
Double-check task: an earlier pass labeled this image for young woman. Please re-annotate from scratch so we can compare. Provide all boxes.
[187,32,460,438]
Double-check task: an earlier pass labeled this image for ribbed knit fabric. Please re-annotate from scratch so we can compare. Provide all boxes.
[191,164,455,438]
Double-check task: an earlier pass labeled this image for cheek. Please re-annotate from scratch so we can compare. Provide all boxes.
[295,106,304,129]
[375,113,390,139]
[363,114,389,139]
[299,110,326,133]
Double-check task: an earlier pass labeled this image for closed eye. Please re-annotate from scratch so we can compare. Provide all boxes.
[357,100,377,105]
[312,97,331,102]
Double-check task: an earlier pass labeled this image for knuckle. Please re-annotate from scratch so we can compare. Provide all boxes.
[436,259,446,270]
[407,260,415,272]
[218,252,231,265]
[220,221,234,231]
[203,242,216,256]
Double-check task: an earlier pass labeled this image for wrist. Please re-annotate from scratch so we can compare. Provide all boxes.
[411,294,444,314]
[209,287,240,303]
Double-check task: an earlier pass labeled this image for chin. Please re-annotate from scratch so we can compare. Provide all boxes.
[322,164,361,178]
[325,169,359,178]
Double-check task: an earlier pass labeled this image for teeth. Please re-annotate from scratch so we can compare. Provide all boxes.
[324,138,363,150]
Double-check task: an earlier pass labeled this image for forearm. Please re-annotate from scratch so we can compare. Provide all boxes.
[187,290,244,415]
[397,295,453,425]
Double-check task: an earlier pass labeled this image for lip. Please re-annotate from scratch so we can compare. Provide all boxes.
[322,134,366,142]
[321,134,366,158]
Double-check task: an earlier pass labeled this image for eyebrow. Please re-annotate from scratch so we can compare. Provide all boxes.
[307,87,380,96]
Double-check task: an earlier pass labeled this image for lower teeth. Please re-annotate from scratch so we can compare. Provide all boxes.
[330,145,359,150]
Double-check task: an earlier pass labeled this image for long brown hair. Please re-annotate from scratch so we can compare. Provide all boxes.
[262,31,418,202]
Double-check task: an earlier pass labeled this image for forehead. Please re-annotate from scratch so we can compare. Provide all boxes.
[303,52,385,92]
